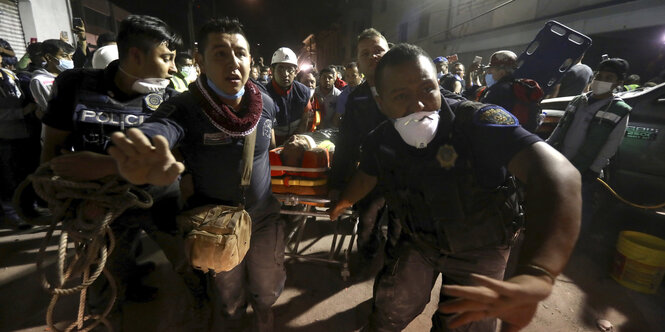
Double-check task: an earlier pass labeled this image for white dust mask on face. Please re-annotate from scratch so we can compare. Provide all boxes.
[590,79,614,95]
[181,65,197,82]
[393,110,440,149]
[119,66,170,94]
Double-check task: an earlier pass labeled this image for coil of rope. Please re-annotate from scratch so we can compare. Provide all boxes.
[14,163,153,332]
[596,178,665,210]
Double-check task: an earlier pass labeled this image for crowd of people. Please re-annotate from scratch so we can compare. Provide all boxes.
[0,11,663,332]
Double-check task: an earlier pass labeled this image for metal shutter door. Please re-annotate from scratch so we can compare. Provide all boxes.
[0,0,26,58]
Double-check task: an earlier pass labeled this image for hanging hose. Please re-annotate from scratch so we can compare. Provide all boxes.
[596,177,665,210]
[14,164,153,332]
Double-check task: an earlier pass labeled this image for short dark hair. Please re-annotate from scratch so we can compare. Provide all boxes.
[116,15,182,60]
[375,43,433,94]
[42,39,75,57]
[320,67,334,76]
[345,62,358,70]
[357,28,387,44]
[598,58,629,80]
[196,17,247,54]
[26,42,43,57]
[97,33,116,47]
[176,52,193,67]
[296,70,317,83]
[625,74,640,85]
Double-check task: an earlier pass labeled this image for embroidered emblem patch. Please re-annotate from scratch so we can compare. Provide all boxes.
[437,144,458,170]
[144,93,164,111]
[263,119,273,138]
[476,105,516,125]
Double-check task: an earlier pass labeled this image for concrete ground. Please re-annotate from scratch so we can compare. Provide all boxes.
[2,191,665,332]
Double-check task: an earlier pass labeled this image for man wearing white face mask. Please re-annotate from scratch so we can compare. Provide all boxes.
[329,44,581,332]
[29,39,75,112]
[480,50,544,133]
[40,15,190,323]
[547,58,631,235]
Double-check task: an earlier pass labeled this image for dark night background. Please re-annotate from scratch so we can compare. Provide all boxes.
[110,0,342,60]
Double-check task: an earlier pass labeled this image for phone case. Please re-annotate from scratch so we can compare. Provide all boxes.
[513,21,592,94]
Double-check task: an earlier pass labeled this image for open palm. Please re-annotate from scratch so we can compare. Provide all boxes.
[108,128,184,186]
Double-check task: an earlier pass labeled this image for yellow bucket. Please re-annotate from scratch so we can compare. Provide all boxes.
[611,231,665,294]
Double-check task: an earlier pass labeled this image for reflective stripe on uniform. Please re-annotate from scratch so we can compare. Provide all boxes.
[595,110,622,123]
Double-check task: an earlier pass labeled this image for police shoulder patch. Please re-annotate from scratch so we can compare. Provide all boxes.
[474,105,518,126]
[144,93,164,111]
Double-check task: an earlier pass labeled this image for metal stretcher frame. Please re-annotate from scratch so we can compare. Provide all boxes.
[274,193,358,280]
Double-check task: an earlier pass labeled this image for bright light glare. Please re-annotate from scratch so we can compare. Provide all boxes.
[300,63,313,71]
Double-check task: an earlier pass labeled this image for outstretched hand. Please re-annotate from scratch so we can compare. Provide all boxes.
[439,274,553,332]
[108,128,184,186]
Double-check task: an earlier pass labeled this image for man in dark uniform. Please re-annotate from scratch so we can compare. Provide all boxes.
[40,15,189,323]
[108,17,285,332]
[481,50,543,132]
[329,44,581,332]
[266,46,312,145]
[329,28,391,259]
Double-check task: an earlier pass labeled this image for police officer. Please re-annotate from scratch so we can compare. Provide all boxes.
[329,28,392,260]
[329,44,581,332]
[480,50,544,132]
[107,17,285,332]
[266,46,312,144]
[40,15,189,322]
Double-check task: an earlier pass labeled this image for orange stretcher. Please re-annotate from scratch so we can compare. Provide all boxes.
[270,147,357,280]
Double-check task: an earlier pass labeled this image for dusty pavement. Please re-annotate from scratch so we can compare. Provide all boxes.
[2,191,665,332]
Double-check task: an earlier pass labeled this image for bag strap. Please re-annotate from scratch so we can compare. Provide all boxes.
[239,128,257,206]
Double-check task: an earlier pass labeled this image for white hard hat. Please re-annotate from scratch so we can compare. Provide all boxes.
[271,47,297,66]
[91,44,119,69]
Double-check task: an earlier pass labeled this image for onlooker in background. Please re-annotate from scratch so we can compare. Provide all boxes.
[0,53,36,230]
[548,55,593,98]
[480,50,544,133]
[296,70,317,89]
[547,58,631,236]
[72,19,91,68]
[259,65,270,85]
[250,64,261,81]
[168,52,196,92]
[621,74,641,91]
[91,33,119,69]
[314,67,341,129]
[440,62,465,94]
[20,42,46,73]
[0,38,18,70]
[266,47,312,143]
[30,39,75,112]
[433,56,448,80]
[331,65,347,90]
[16,43,45,103]
[334,61,363,121]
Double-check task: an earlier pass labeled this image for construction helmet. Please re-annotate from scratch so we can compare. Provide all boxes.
[271,47,298,66]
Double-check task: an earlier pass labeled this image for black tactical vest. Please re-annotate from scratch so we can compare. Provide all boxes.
[375,101,520,254]
[71,77,170,154]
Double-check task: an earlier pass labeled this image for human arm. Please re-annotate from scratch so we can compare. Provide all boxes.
[328,169,377,220]
[453,80,462,94]
[440,141,581,331]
